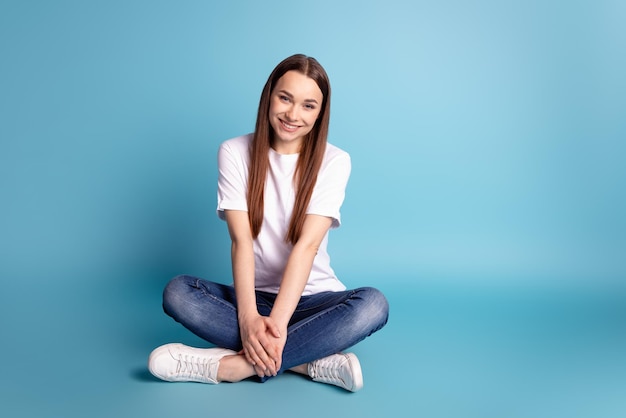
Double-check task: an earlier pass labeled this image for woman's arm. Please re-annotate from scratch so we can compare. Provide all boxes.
[224,210,257,318]
[268,214,334,368]
[224,210,281,376]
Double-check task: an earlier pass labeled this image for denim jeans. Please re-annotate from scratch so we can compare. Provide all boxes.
[162,275,389,380]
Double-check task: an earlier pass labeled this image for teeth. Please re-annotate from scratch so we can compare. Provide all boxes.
[282,121,298,129]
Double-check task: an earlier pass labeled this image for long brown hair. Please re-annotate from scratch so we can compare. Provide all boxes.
[247,54,331,244]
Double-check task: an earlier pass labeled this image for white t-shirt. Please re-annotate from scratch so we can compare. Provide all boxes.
[217,133,351,295]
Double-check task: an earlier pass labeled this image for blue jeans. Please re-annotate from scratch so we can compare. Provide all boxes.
[162,275,389,381]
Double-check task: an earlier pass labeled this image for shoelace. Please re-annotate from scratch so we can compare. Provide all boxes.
[174,353,211,380]
[311,356,345,382]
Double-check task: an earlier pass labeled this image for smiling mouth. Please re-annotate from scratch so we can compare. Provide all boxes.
[280,119,300,131]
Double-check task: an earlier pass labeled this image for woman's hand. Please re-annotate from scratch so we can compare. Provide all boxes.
[239,312,285,377]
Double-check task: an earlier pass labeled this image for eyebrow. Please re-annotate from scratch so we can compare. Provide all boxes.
[278,90,319,104]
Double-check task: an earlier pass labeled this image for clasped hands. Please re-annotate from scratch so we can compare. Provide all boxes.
[239,313,287,378]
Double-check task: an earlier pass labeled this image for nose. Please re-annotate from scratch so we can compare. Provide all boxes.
[285,104,298,122]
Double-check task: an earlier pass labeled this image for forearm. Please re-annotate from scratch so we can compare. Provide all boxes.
[231,240,258,319]
[270,215,333,328]
[270,243,318,329]
[224,210,258,319]
[224,210,281,376]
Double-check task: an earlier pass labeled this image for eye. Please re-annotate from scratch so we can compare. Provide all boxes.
[304,103,316,110]
[279,95,290,102]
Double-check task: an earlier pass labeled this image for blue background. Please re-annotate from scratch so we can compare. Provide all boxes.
[1,1,625,417]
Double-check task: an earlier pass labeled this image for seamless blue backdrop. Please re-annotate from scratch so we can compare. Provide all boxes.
[1,1,625,417]
[2,0,624,287]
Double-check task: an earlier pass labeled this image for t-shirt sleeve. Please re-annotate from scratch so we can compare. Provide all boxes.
[307,150,351,228]
[216,140,249,220]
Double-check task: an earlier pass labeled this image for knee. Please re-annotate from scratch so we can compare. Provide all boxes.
[162,274,195,317]
[355,287,389,331]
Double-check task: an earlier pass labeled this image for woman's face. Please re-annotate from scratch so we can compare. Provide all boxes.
[269,70,323,154]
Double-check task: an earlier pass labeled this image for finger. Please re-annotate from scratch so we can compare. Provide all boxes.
[264,336,282,365]
[243,347,256,366]
[250,351,274,377]
[244,342,265,368]
[254,337,277,372]
[254,364,266,378]
[267,322,281,338]
[258,344,279,376]
[274,355,282,373]
[246,341,273,373]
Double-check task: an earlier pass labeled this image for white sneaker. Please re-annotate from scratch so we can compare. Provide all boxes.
[308,353,363,392]
[148,343,237,384]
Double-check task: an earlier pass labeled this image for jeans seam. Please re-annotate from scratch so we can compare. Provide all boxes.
[195,279,238,313]
[293,289,356,314]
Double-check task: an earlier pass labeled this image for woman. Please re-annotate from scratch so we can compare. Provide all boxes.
[148,54,389,392]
